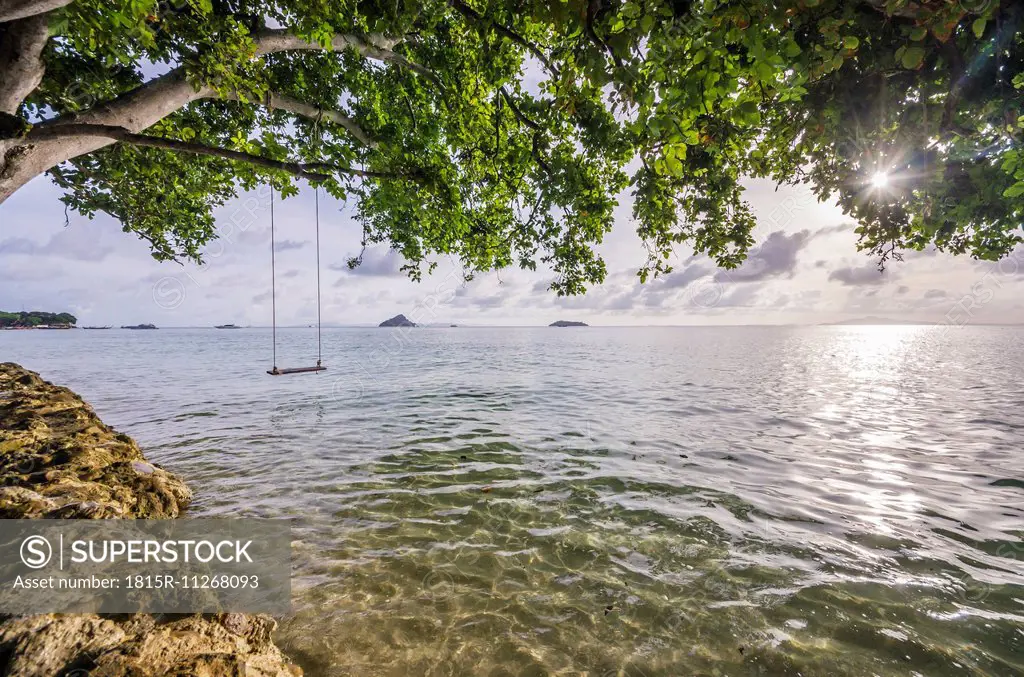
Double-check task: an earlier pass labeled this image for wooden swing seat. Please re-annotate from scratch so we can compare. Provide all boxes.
[267,366,327,375]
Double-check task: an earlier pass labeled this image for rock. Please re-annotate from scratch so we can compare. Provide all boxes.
[0,363,191,518]
[548,320,588,327]
[0,613,298,677]
[378,314,416,327]
[0,363,301,677]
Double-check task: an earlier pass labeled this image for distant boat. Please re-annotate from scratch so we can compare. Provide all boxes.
[82,326,111,330]
[215,324,241,329]
[121,324,158,330]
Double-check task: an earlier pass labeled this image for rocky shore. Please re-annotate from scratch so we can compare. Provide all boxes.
[0,363,301,676]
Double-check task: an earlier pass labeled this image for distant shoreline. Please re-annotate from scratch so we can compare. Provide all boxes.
[4,322,1023,330]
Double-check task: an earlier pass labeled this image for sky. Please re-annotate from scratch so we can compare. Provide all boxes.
[1,171,1023,327]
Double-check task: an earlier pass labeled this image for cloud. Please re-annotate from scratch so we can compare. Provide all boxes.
[715,284,761,308]
[475,293,512,308]
[330,247,405,277]
[274,240,307,252]
[604,293,637,310]
[663,264,712,289]
[828,263,888,286]
[924,289,947,299]
[0,227,113,262]
[812,223,851,238]
[714,230,809,282]
[902,245,940,260]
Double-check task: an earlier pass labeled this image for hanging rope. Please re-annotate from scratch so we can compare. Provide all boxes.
[266,182,327,376]
[315,186,323,368]
[270,184,277,373]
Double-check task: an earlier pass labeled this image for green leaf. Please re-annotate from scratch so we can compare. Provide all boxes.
[972,18,986,39]
[1004,182,1024,198]
[901,46,925,69]
[665,154,683,176]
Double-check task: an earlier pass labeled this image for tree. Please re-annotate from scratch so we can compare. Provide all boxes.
[0,0,1020,294]
[0,310,77,326]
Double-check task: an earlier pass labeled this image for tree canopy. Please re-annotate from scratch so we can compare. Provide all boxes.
[0,310,77,327]
[0,0,1020,294]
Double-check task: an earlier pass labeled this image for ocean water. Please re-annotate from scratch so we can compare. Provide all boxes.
[2,325,1022,676]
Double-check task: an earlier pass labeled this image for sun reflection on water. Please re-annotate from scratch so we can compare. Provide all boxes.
[807,326,929,536]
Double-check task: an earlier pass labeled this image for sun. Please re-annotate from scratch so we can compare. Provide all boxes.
[870,172,890,189]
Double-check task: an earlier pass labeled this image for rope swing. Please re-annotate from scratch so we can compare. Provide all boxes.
[267,184,327,376]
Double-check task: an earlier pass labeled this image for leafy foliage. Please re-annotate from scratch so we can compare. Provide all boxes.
[7,0,1024,292]
[0,311,77,327]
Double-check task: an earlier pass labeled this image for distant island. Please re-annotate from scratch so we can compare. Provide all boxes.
[549,320,588,327]
[82,326,111,330]
[215,324,241,329]
[379,314,416,327]
[121,324,158,330]
[0,310,76,329]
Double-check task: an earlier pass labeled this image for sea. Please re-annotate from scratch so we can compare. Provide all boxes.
[3,325,1022,676]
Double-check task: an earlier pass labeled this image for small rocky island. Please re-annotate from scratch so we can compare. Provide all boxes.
[121,323,158,330]
[549,320,588,327]
[379,314,416,327]
[0,363,300,676]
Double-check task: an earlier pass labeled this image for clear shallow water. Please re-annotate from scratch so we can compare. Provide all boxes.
[2,325,1023,676]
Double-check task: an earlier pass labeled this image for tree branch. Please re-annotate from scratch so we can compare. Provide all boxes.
[938,38,966,134]
[253,29,443,90]
[0,14,49,114]
[860,0,922,20]
[26,123,401,181]
[217,91,379,148]
[29,28,430,136]
[1,28,432,201]
[0,0,72,23]
[499,87,540,131]
[450,0,559,77]
[499,87,550,174]
[585,0,624,71]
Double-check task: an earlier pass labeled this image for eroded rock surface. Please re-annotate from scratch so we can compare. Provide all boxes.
[0,363,191,518]
[0,363,301,677]
[0,612,302,677]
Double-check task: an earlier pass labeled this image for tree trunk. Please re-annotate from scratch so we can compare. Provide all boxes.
[0,72,211,204]
[0,0,74,23]
[0,29,405,206]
